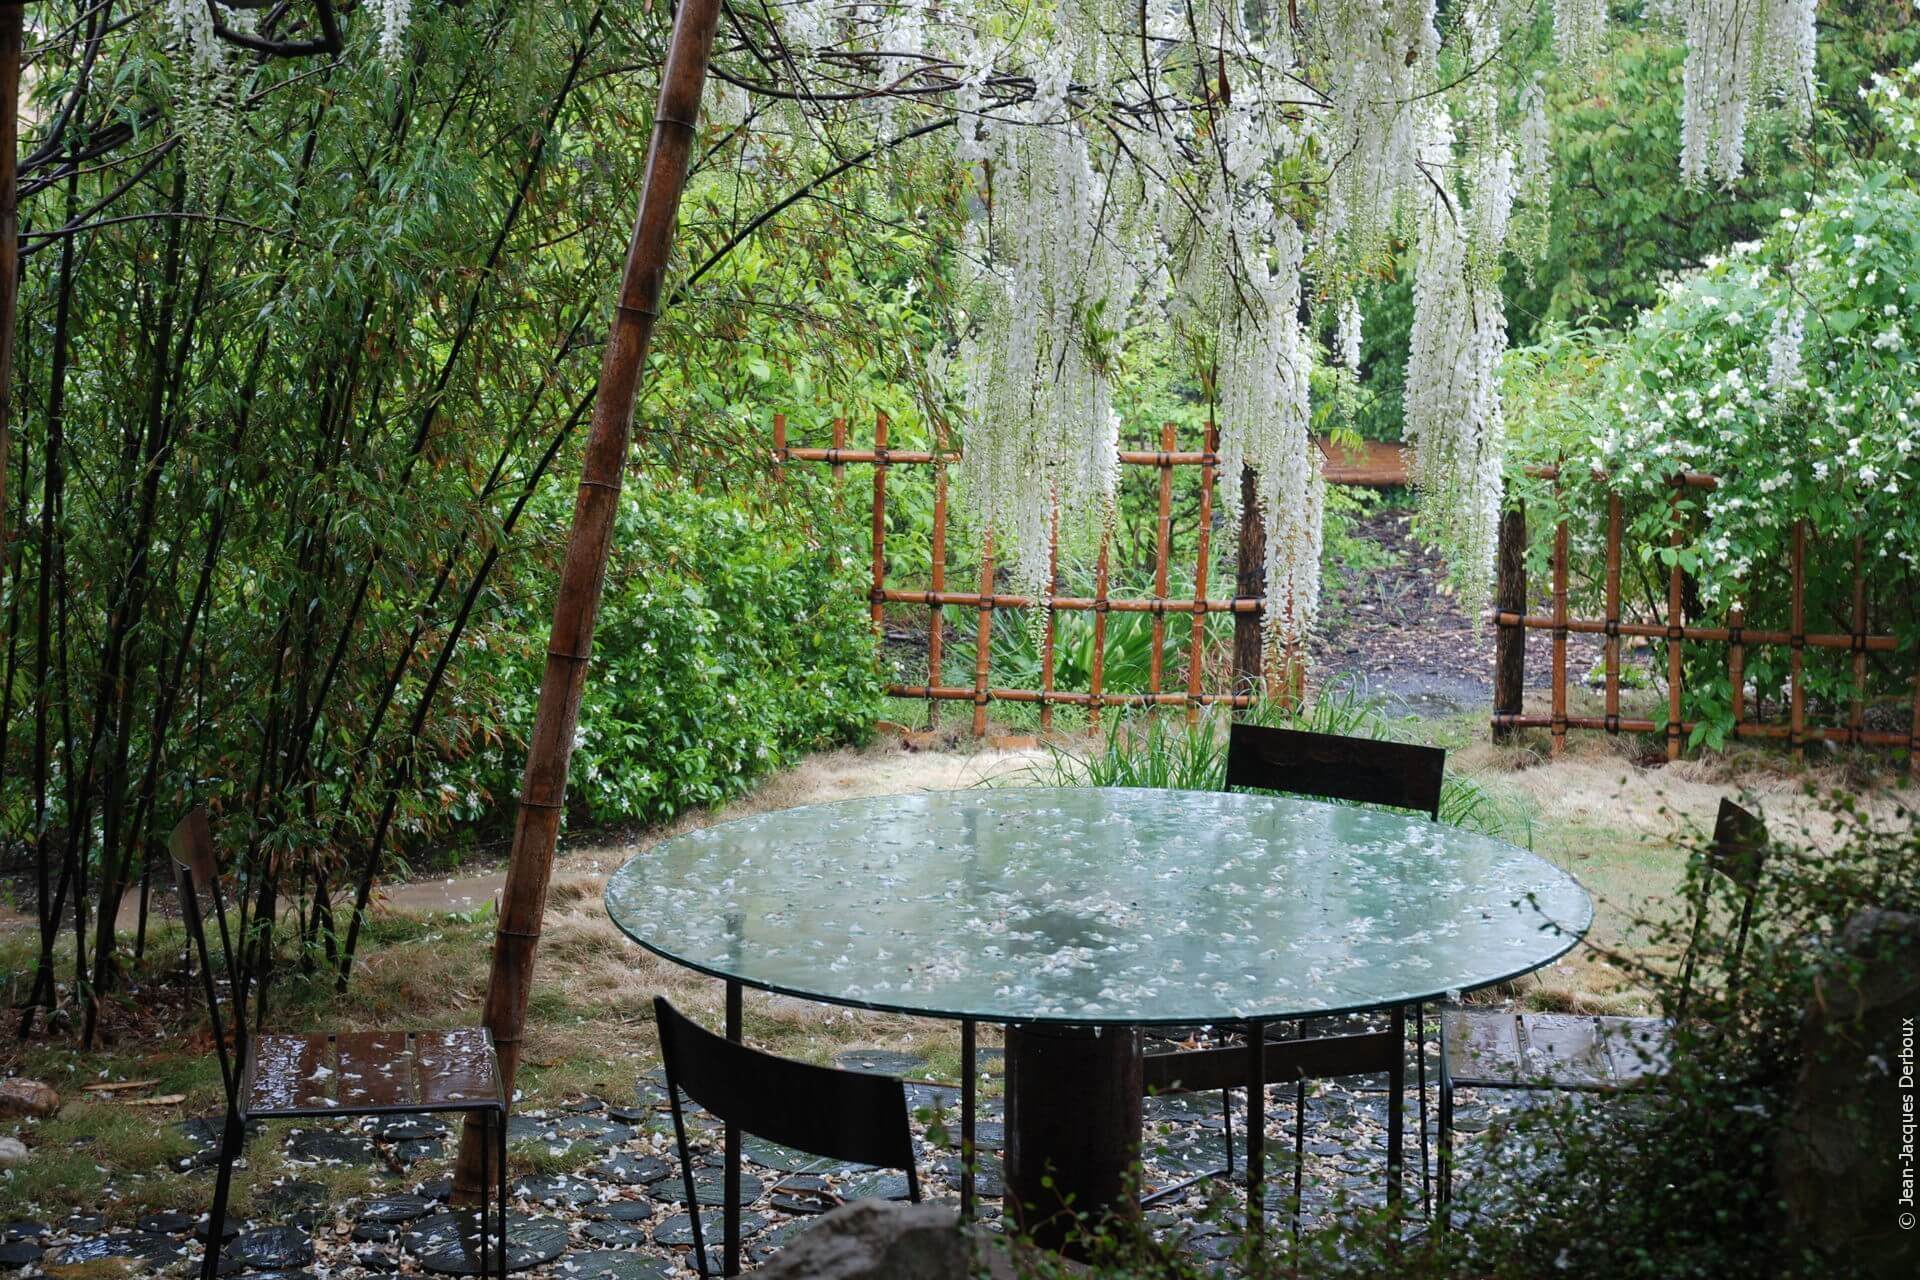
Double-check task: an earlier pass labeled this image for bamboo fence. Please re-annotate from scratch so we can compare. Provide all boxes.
[773,414,1280,736]
[1491,466,1920,774]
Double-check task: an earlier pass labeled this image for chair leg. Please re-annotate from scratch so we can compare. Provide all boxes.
[724,980,742,1279]
[1290,1078,1305,1244]
[667,1086,709,1280]
[1244,1019,1266,1244]
[1387,1006,1405,1217]
[1220,1087,1234,1176]
[1416,1002,1430,1220]
[1437,1075,1454,1232]
[496,1107,510,1280]
[201,1114,242,1280]
[960,1019,976,1223]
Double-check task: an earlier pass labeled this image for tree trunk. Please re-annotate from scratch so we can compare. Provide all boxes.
[1493,502,1527,741]
[448,0,724,1209]
[1232,466,1264,697]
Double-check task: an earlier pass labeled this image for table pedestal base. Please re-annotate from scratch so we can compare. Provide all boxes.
[1003,1022,1142,1255]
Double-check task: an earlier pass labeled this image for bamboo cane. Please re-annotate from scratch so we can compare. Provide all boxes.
[972,535,994,737]
[1185,425,1217,725]
[449,0,724,1210]
[1849,533,1866,746]
[870,413,888,635]
[1040,507,1058,734]
[1551,497,1568,758]
[1149,423,1175,700]
[1790,521,1806,762]
[1604,495,1621,733]
[1090,538,1111,734]
[927,454,946,729]
[1666,488,1685,762]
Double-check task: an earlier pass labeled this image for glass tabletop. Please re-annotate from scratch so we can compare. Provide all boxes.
[603,787,1592,1026]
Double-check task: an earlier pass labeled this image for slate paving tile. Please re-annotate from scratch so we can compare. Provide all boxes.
[136,1211,194,1235]
[0,1226,47,1244]
[230,1226,314,1270]
[366,1116,447,1141]
[739,1136,871,1176]
[650,1211,765,1248]
[554,1251,670,1280]
[394,1138,446,1164]
[660,1170,762,1207]
[62,1215,107,1235]
[359,1195,435,1225]
[349,1244,407,1272]
[578,1222,648,1249]
[849,1168,923,1200]
[830,1049,928,1076]
[286,1128,378,1165]
[512,1173,602,1209]
[593,1152,671,1187]
[0,1243,43,1271]
[584,1202,654,1224]
[405,1211,568,1276]
[51,1232,188,1268]
[194,1213,241,1243]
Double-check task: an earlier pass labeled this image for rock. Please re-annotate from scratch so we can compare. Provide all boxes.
[753,1201,1025,1280]
[0,1080,59,1118]
[1775,908,1920,1279]
[0,1138,26,1167]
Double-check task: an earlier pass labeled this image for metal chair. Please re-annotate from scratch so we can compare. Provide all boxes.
[170,808,509,1280]
[653,995,922,1279]
[1142,722,1447,1223]
[1436,797,1768,1224]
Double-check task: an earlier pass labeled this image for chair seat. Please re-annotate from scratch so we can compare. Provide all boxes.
[242,1028,503,1119]
[1441,1012,1671,1091]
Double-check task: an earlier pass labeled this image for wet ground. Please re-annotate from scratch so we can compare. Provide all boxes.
[9,1035,1538,1278]
[1309,505,1607,720]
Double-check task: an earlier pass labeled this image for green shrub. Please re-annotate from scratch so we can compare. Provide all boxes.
[467,478,882,828]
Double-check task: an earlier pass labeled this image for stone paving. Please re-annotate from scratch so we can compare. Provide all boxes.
[4,1040,1535,1278]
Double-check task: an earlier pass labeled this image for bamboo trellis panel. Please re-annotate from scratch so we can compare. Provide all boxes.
[1491,467,1920,773]
[773,414,1265,736]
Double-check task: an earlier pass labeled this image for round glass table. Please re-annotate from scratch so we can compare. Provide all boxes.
[605,787,1590,1244]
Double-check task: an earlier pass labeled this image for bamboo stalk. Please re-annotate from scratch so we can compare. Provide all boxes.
[830,416,847,481]
[771,412,786,479]
[451,0,724,1210]
[878,587,1258,614]
[927,455,946,729]
[1185,425,1217,726]
[1040,507,1058,735]
[870,413,887,635]
[1790,520,1806,762]
[893,684,1254,710]
[1488,612,1898,651]
[1149,423,1174,699]
[1849,533,1866,746]
[972,535,994,737]
[1551,496,1568,758]
[1605,495,1621,732]
[1089,538,1110,734]
[1728,604,1746,728]
[1666,489,1684,762]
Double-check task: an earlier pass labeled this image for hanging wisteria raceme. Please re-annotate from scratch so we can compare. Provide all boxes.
[1403,97,1516,615]
[1680,0,1820,185]
[1307,0,1441,275]
[954,39,1143,602]
[1553,0,1610,68]
[143,0,1834,656]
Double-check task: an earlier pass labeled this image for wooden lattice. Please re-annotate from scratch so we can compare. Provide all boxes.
[1491,467,1920,773]
[774,414,1272,735]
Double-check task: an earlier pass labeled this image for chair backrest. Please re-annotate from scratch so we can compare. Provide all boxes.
[1676,798,1770,1020]
[654,996,920,1183]
[171,807,243,1100]
[1224,722,1447,821]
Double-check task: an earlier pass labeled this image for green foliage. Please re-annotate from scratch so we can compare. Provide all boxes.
[1505,75,1920,747]
[466,478,881,827]
[1353,3,1918,444]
